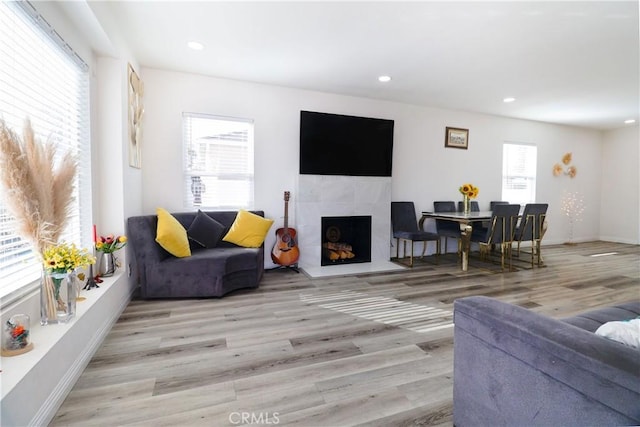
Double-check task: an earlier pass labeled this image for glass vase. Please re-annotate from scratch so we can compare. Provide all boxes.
[40,270,76,325]
[463,194,471,214]
[2,313,33,356]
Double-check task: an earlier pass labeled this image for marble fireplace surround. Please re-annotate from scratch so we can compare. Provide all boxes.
[296,174,404,277]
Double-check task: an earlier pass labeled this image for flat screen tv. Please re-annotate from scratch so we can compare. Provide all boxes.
[299,110,394,177]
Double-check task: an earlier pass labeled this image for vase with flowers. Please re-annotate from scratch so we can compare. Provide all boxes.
[1,119,87,326]
[459,183,479,214]
[95,234,127,277]
[41,242,95,325]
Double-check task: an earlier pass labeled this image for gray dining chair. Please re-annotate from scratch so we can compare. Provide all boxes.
[391,202,441,267]
[484,201,509,234]
[433,201,460,254]
[490,201,509,210]
[514,203,548,267]
[471,204,520,271]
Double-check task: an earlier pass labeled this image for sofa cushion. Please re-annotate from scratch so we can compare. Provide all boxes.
[188,210,226,248]
[222,209,274,248]
[143,247,261,297]
[155,207,191,258]
[562,302,640,332]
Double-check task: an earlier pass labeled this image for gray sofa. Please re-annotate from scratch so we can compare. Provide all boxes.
[127,210,265,298]
[453,296,640,426]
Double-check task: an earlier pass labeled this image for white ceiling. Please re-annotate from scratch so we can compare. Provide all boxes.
[85,1,639,131]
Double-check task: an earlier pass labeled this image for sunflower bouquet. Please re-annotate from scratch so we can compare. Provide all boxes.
[459,183,479,199]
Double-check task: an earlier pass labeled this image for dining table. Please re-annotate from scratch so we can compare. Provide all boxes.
[419,210,495,272]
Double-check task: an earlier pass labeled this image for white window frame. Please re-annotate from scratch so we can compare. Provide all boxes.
[501,142,537,205]
[182,112,255,210]
[0,1,91,303]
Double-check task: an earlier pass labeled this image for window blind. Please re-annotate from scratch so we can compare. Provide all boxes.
[182,112,254,209]
[502,142,537,205]
[0,1,90,299]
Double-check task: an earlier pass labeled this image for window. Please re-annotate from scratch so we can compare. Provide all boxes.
[183,113,254,209]
[501,143,537,205]
[0,2,90,299]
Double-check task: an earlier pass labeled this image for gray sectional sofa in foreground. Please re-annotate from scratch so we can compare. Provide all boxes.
[127,210,265,298]
[453,296,640,426]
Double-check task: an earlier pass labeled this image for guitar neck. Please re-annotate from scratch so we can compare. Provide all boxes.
[283,199,289,231]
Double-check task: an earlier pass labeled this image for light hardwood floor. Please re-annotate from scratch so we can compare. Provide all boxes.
[51,242,639,426]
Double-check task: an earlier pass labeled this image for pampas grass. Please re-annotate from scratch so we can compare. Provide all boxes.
[0,118,77,254]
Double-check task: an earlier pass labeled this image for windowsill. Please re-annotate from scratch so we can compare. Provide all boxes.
[0,272,124,400]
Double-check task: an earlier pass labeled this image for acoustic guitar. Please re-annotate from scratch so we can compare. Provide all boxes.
[271,191,300,266]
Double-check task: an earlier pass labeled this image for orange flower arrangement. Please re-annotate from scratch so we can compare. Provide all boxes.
[4,318,30,351]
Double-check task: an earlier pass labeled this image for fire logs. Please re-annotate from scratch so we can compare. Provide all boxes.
[322,242,355,261]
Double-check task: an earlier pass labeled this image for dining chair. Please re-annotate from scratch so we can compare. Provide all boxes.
[486,201,509,238]
[514,203,548,267]
[457,200,480,212]
[433,201,460,254]
[391,202,441,267]
[490,201,509,210]
[471,204,520,271]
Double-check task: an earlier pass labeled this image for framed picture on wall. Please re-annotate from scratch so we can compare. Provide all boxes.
[128,63,144,168]
[445,127,469,149]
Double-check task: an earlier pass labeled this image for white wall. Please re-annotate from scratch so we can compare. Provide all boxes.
[600,125,640,244]
[141,67,630,260]
[86,0,144,225]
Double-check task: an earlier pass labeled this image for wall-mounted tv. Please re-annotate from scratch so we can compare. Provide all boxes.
[299,110,394,177]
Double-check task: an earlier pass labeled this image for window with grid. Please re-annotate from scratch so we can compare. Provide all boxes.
[0,2,90,299]
[183,113,254,209]
[501,142,537,205]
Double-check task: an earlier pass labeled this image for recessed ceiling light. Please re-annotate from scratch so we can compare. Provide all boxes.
[187,41,204,51]
[624,119,636,124]
[378,75,392,83]
[503,97,516,103]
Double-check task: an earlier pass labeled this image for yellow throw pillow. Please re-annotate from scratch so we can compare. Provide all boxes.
[223,210,274,248]
[155,208,191,257]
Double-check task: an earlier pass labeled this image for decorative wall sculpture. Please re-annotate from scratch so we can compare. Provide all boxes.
[553,152,577,178]
[128,63,144,169]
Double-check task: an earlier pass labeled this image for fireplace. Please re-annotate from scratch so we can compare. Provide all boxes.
[321,216,372,266]
[296,174,396,276]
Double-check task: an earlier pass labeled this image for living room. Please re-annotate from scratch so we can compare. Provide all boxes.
[1,1,638,426]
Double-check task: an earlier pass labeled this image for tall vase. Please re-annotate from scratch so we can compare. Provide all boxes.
[98,252,116,277]
[463,194,471,214]
[40,270,76,325]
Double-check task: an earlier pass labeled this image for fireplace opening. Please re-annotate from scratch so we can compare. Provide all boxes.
[321,216,372,266]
